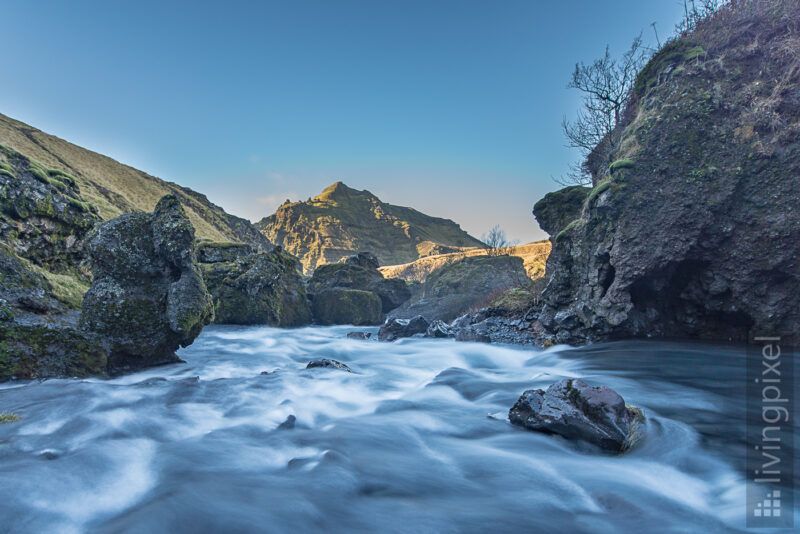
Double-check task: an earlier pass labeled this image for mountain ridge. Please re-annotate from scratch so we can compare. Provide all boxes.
[257,181,486,272]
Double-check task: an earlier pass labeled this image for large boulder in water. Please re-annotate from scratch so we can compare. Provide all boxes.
[198,243,312,326]
[378,315,429,341]
[509,378,642,452]
[80,195,214,373]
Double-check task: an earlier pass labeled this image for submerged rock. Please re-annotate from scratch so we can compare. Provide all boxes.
[347,331,372,340]
[80,195,213,374]
[306,359,352,372]
[509,378,642,452]
[378,315,429,341]
[199,244,312,326]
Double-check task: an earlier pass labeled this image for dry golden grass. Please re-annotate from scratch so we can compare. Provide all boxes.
[379,240,551,282]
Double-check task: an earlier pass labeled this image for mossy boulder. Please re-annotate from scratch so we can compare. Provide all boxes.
[308,258,411,314]
[199,244,312,326]
[532,185,590,236]
[311,289,383,326]
[80,195,213,374]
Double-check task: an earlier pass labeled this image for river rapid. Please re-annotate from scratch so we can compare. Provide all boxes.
[0,325,794,533]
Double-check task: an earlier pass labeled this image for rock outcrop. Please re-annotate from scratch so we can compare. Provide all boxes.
[306,252,411,324]
[390,255,529,323]
[0,244,107,380]
[256,181,485,272]
[509,379,643,452]
[306,358,352,372]
[535,2,800,344]
[198,243,312,326]
[80,195,214,373]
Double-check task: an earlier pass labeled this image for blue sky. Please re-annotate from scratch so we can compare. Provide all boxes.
[1,0,686,242]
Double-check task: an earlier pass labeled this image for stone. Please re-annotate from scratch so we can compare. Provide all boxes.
[425,320,454,338]
[347,331,372,340]
[80,195,214,374]
[509,378,643,452]
[344,251,380,270]
[378,315,429,341]
[306,359,352,372]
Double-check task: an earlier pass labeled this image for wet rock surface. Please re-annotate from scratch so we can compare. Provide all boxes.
[306,358,352,372]
[509,378,642,452]
[346,331,372,340]
[80,195,214,374]
[378,315,429,341]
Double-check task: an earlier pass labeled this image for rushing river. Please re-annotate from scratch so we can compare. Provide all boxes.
[0,325,795,533]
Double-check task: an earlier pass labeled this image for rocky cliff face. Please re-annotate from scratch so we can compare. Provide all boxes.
[257,181,485,273]
[535,1,800,344]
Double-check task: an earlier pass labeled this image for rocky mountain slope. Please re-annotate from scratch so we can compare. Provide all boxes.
[534,0,800,344]
[256,181,485,272]
[0,112,268,247]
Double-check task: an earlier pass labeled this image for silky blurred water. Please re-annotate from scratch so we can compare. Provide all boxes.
[0,325,792,533]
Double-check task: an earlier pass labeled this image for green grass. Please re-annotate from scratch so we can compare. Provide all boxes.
[0,413,19,424]
[609,159,635,173]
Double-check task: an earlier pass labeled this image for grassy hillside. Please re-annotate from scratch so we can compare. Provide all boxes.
[0,113,268,246]
[257,181,485,272]
[379,240,551,282]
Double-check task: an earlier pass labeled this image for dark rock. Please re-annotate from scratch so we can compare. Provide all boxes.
[425,320,454,338]
[347,331,372,340]
[278,414,296,430]
[454,328,491,344]
[199,245,312,326]
[311,289,383,326]
[378,315,429,341]
[196,242,254,264]
[80,195,214,374]
[389,256,529,323]
[509,378,643,452]
[306,358,352,372]
[344,251,380,270]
